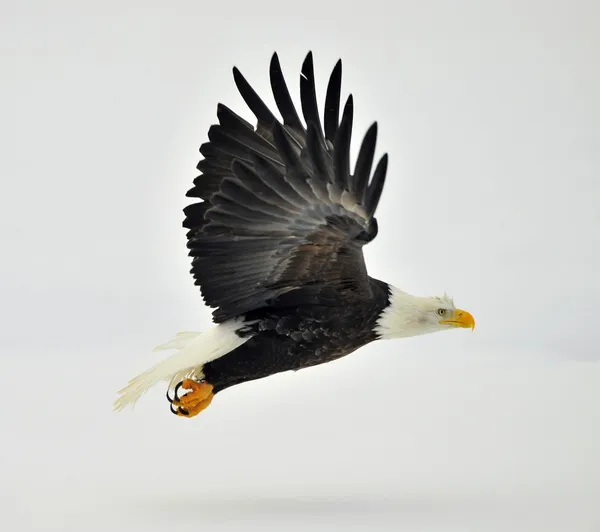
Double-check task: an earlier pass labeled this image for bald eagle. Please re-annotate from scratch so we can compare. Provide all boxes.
[114,52,474,418]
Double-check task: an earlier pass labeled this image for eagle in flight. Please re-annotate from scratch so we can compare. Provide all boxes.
[114,52,475,418]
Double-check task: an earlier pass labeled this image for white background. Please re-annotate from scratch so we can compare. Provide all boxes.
[3,1,600,530]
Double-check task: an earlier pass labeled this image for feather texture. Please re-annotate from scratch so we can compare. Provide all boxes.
[185,52,389,323]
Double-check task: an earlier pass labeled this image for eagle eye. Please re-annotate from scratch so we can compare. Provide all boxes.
[437,309,447,316]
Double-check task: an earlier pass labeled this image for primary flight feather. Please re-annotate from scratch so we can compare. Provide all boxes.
[114,52,475,418]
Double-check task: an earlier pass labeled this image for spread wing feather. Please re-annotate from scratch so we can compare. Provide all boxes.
[184,51,388,323]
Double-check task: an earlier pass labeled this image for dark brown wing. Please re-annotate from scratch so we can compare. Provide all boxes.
[184,52,388,323]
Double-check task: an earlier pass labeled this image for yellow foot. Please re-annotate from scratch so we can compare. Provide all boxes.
[167,379,214,418]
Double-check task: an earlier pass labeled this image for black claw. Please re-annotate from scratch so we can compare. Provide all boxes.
[169,404,189,416]
[166,380,186,406]
[174,380,185,402]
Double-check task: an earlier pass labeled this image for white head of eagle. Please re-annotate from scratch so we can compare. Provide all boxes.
[375,287,475,340]
[113,51,476,418]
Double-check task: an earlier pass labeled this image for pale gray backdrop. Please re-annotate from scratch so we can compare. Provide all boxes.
[2,0,600,531]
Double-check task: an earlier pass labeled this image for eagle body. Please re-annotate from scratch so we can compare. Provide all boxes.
[204,278,390,393]
[114,52,475,418]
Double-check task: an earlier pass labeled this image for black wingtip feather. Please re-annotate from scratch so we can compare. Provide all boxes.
[233,66,278,127]
[341,94,353,123]
[365,154,388,218]
[216,103,254,131]
[353,122,378,197]
[324,59,342,143]
[333,95,354,191]
[270,53,304,131]
[300,51,323,136]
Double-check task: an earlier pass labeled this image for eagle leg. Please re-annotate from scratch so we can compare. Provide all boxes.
[167,379,214,418]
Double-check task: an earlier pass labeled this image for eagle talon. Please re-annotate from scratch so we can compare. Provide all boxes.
[166,379,215,418]
[166,379,192,406]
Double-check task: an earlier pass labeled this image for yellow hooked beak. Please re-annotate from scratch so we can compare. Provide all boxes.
[440,309,475,330]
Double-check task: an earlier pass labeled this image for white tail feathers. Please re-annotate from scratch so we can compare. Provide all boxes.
[152,331,203,352]
[113,319,251,412]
